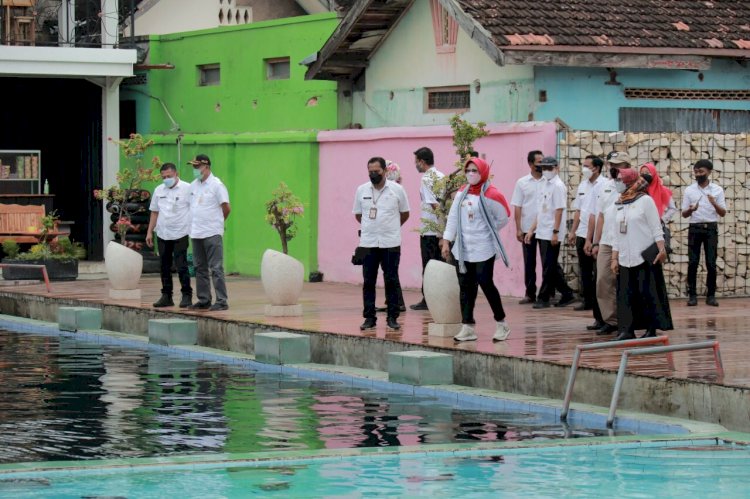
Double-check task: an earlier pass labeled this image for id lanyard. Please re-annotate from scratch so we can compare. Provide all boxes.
[369,185,387,219]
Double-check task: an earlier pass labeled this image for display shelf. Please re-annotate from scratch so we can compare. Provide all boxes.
[0,150,41,195]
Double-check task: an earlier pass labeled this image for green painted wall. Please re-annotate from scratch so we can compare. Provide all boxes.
[135,14,339,277]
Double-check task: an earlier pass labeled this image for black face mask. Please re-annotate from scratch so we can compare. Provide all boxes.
[695,174,708,184]
[534,166,542,173]
[609,167,619,179]
[369,172,383,185]
[641,173,653,184]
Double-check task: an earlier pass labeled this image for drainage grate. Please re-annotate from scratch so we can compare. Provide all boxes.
[624,88,750,101]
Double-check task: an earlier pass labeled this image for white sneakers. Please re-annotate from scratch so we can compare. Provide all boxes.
[493,321,511,342]
[453,322,512,342]
[453,324,477,342]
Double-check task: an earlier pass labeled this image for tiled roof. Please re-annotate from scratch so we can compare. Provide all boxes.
[457,0,750,50]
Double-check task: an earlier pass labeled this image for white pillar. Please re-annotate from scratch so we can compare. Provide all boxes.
[101,0,118,48]
[102,77,121,247]
[58,0,75,47]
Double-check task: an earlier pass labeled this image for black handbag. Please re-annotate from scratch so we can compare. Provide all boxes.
[641,242,660,265]
[351,246,368,265]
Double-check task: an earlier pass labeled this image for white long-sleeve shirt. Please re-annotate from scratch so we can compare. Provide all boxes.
[610,195,664,268]
[444,192,509,263]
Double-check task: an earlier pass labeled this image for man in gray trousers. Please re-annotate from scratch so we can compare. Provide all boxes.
[187,154,231,311]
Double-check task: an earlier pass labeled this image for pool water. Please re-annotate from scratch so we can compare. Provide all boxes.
[2,440,748,498]
[0,330,626,464]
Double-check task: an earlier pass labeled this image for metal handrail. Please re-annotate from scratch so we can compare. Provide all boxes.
[560,336,671,421]
[0,263,52,293]
[607,340,723,427]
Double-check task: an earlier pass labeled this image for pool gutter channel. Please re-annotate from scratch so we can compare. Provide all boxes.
[0,293,748,434]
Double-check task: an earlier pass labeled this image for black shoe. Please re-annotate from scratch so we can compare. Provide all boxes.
[640,329,657,339]
[518,296,535,305]
[596,324,618,335]
[687,295,698,306]
[613,330,636,341]
[554,294,576,307]
[532,300,550,309]
[188,302,211,310]
[153,294,174,308]
[360,318,377,330]
[706,296,719,307]
[386,317,400,330]
[574,303,592,311]
[587,321,605,331]
[399,305,407,312]
[209,303,228,311]
[179,294,192,308]
[375,306,387,313]
[409,300,428,311]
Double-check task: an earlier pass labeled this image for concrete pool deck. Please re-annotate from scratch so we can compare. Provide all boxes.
[1,275,749,431]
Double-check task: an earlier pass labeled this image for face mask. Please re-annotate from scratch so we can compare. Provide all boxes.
[641,173,653,184]
[163,177,176,188]
[369,172,383,185]
[695,174,708,184]
[615,180,627,193]
[193,168,203,180]
[609,167,619,179]
[534,166,542,174]
[542,170,556,180]
[582,168,594,180]
[466,171,481,185]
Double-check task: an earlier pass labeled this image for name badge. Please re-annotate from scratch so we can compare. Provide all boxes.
[369,207,378,219]
[620,220,627,234]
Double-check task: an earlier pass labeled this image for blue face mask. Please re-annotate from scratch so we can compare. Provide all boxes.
[193,168,203,180]
[163,177,176,188]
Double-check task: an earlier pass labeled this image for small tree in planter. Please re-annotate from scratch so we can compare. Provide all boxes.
[1,224,83,281]
[264,182,304,255]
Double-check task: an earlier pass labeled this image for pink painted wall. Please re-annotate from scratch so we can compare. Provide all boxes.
[317,122,557,297]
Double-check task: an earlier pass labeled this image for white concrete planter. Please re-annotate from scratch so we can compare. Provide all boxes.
[261,249,304,316]
[105,241,143,299]
[423,259,462,337]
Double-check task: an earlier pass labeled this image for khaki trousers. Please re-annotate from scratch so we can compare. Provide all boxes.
[596,243,617,326]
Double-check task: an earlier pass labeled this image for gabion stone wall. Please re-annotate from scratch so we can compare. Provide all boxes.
[558,130,749,298]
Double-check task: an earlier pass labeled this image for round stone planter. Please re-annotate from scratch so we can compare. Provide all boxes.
[261,249,304,316]
[423,260,462,336]
[1,258,78,281]
[105,241,143,299]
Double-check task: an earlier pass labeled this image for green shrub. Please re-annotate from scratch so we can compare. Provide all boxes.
[2,240,20,259]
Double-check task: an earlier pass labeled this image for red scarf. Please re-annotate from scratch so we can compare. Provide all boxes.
[462,158,510,216]
[642,162,673,217]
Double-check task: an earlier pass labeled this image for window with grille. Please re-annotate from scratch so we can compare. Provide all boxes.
[266,57,290,80]
[425,86,470,112]
[198,64,220,86]
[624,88,750,101]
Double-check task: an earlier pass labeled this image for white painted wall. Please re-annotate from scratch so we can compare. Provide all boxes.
[124,0,252,37]
[353,0,535,128]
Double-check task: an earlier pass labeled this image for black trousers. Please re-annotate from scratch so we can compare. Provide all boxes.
[576,236,603,322]
[687,223,718,297]
[157,235,192,296]
[521,234,539,300]
[419,235,443,298]
[362,247,401,320]
[456,256,506,324]
[538,239,573,302]
[617,262,673,333]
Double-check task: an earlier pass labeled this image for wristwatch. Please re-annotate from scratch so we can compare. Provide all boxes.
[552,229,560,234]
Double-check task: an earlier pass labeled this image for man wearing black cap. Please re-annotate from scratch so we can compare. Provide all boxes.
[187,154,231,311]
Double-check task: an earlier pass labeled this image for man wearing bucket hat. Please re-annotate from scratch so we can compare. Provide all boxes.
[187,154,231,312]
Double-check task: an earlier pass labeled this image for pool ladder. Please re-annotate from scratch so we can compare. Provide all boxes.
[561,337,723,427]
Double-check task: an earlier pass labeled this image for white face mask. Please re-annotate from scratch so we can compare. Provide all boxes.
[163,177,176,188]
[615,180,627,193]
[582,168,594,180]
[466,171,481,185]
[542,170,556,180]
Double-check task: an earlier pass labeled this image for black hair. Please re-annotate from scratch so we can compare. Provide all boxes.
[585,155,604,171]
[469,150,480,158]
[414,147,434,165]
[694,159,713,171]
[368,157,386,170]
[527,150,543,165]
[160,162,177,172]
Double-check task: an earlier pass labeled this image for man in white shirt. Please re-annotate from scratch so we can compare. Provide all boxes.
[526,156,575,308]
[146,163,193,308]
[567,155,603,319]
[187,154,231,312]
[411,146,445,310]
[681,159,727,306]
[353,157,410,331]
[511,150,544,304]
[584,151,633,334]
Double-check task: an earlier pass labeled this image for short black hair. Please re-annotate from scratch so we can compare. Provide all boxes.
[160,162,177,172]
[527,150,543,165]
[694,159,713,171]
[469,150,480,158]
[368,157,386,170]
[414,147,434,165]
[585,155,604,171]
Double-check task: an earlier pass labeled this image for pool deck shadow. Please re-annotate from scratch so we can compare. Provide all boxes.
[1,275,749,431]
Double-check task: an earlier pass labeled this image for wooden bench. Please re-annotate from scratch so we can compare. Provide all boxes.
[0,203,62,243]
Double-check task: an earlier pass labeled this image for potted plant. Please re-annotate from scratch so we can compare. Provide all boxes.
[1,231,82,281]
[261,182,305,316]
